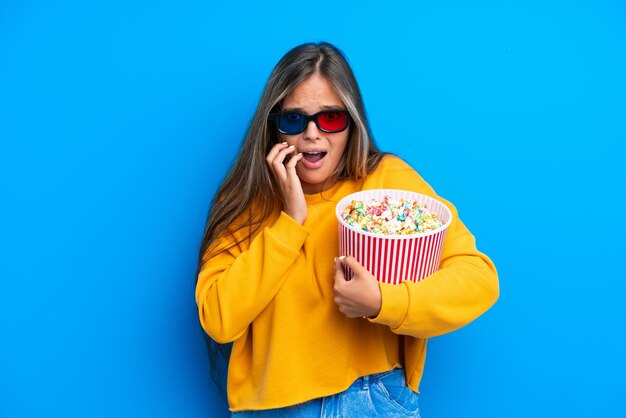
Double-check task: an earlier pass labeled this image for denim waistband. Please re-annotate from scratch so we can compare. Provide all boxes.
[352,368,402,390]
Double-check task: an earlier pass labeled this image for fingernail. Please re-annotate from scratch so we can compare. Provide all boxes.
[334,257,337,262]
[282,141,288,145]
[288,145,295,149]
[297,152,303,156]
[338,256,346,260]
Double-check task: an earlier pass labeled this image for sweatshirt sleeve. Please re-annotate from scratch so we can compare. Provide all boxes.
[368,157,499,338]
[195,211,310,343]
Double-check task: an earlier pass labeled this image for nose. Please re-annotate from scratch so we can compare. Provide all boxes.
[303,119,321,140]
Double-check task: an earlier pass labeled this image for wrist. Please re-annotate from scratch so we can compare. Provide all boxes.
[287,209,307,225]
[286,212,306,225]
[368,283,382,317]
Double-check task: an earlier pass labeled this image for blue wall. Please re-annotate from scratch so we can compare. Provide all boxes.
[2,1,625,417]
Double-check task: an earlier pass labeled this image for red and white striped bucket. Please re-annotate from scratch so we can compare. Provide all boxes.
[336,189,452,284]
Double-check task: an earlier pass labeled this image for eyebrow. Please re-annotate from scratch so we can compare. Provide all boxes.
[282,105,345,112]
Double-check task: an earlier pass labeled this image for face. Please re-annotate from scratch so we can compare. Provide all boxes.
[278,73,350,194]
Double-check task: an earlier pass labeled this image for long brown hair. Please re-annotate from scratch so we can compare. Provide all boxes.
[196,42,387,396]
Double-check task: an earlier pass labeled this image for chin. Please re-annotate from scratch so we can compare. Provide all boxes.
[297,171,323,185]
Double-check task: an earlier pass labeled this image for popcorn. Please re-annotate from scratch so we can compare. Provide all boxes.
[340,195,443,236]
[336,189,453,283]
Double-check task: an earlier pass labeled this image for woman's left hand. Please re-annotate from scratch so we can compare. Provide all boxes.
[333,256,382,318]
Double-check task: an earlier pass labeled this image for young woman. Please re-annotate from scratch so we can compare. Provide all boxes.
[196,42,499,417]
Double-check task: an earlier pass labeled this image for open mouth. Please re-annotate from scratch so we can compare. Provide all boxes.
[301,151,327,163]
[300,151,328,169]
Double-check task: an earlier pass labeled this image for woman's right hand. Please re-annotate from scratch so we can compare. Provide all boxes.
[265,142,307,224]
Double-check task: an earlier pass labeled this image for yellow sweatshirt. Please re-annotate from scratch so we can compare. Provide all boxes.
[196,155,499,412]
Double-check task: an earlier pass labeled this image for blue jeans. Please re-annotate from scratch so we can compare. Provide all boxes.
[231,368,420,417]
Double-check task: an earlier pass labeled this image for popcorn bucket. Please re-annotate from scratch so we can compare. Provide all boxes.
[336,189,453,284]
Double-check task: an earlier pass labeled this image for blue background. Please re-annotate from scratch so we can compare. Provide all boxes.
[2,1,625,417]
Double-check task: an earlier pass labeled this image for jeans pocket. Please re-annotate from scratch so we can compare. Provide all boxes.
[374,369,420,416]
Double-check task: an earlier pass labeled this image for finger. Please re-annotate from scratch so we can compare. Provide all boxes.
[333,294,351,315]
[269,145,296,182]
[271,145,296,170]
[265,141,289,165]
[285,152,303,171]
[334,257,345,282]
[338,255,367,276]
